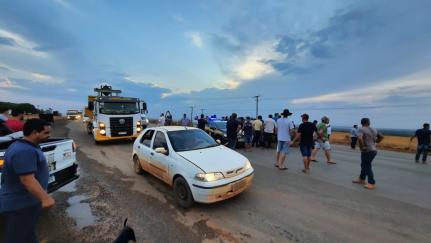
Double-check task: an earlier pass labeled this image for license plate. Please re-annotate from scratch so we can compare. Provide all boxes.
[47,154,56,172]
[118,131,127,135]
[232,179,246,191]
[48,175,55,183]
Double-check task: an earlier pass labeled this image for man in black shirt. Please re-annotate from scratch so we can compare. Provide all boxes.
[197,114,207,130]
[226,113,239,149]
[410,123,430,164]
[291,114,317,173]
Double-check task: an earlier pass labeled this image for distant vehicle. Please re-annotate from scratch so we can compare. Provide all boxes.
[205,119,245,148]
[0,132,79,193]
[81,109,90,123]
[85,84,144,143]
[66,110,81,120]
[139,101,149,129]
[132,126,254,208]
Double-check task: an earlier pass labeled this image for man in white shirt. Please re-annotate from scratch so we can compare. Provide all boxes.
[275,109,293,170]
[158,113,165,126]
[263,114,277,148]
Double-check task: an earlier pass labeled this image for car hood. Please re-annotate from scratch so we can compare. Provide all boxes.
[177,146,248,173]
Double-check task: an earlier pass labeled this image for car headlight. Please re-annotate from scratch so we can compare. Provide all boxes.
[245,161,252,170]
[99,122,105,128]
[223,133,227,137]
[195,172,224,182]
[137,121,141,126]
[100,129,106,135]
[144,118,149,124]
[77,115,81,118]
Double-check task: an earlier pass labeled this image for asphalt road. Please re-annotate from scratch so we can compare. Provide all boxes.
[22,120,431,242]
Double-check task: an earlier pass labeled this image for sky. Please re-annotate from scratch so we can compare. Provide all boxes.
[0,0,430,129]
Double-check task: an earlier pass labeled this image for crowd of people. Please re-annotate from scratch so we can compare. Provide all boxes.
[0,107,25,136]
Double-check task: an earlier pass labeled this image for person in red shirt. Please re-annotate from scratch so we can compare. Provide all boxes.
[6,109,25,132]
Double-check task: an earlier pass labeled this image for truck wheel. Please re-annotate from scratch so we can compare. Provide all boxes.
[173,177,194,208]
[133,155,145,175]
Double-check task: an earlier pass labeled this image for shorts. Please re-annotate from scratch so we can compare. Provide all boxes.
[277,141,290,154]
[245,135,252,144]
[314,140,331,150]
[299,144,313,157]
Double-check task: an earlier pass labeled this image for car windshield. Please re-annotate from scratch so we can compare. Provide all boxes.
[99,102,139,115]
[168,129,219,152]
[211,121,227,130]
[67,111,79,115]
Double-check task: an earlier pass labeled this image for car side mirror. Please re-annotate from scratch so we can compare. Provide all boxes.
[155,147,168,155]
[216,139,221,144]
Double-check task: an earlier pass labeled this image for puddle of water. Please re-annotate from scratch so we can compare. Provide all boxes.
[66,195,96,229]
[58,181,77,192]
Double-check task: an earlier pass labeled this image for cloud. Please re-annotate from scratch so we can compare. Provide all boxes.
[185,32,203,48]
[0,28,48,58]
[292,74,431,105]
[0,77,27,90]
[172,14,185,23]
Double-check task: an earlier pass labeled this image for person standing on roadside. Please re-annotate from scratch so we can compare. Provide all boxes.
[6,109,25,132]
[197,114,207,130]
[0,119,55,243]
[263,114,277,148]
[252,115,263,147]
[226,113,240,149]
[291,114,317,173]
[0,107,13,136]
[158,113,165,126]
[410,123,430,164]
[311,116,335,164]
[243,117,253,151]
[181,114,190,126]
[275,109,294,170]
[351,125,359,149]
[352,118,384,189]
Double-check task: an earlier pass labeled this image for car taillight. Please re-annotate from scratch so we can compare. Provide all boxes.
[72,142,77,152]
[0,157,4,170]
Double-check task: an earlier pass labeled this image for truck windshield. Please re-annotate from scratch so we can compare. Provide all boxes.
[99,102,139,115]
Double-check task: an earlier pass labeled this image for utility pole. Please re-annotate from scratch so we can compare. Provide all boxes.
[189,106,194,125]
[253,95,260,119]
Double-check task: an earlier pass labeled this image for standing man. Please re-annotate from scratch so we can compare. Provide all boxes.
[310,116,335,164]
[252,115,263,147]
[0,107,13,136]
[6,109,25,132]
[275,109,293,170]
[243,117,253,151]
[410,123,430,164]
[197,114,207,130]
[350,125,359,149]
[263,114,277,148]
[226,113,239,149]
[353,118,384,189]
[291,114,317,173]
[181,114,191,126]
[0,119,55,242]
[158,113,165,126]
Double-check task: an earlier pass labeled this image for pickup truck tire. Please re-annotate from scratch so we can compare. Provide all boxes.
[173,176,194,208]
[133,155,145,175]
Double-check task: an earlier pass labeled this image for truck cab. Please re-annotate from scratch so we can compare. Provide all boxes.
[86,85,143,143]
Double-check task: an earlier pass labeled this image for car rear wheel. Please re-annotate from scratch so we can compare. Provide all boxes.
[173,177,194,208]
[133,155,145,175]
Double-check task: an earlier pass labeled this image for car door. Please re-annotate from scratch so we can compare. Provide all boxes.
[137,129,155,172]
[150,131,171,183]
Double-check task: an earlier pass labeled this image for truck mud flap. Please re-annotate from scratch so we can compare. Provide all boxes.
[48,163,79,193]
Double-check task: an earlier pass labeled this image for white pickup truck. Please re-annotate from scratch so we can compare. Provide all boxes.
[0,132,79,193]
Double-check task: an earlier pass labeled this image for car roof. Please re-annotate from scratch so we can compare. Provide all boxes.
[155,126,199,132]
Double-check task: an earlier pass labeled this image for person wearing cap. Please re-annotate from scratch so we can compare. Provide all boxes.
[275,109,294,170]
[410,123,430,164]
[310,116,335,164]
[291,113,317,173]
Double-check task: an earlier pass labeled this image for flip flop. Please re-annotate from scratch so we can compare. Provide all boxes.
[274,164,279,167]
[278,167,288,170]
[311,159,318,162]
[327,161,336,164]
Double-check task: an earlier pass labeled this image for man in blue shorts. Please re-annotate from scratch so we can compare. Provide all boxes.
[275,109,293,170]
[291,114,317,173]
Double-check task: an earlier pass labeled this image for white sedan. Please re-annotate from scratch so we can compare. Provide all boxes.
[132,126,254,208]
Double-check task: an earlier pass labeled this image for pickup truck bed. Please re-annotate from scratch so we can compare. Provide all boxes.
[0,136,79,193]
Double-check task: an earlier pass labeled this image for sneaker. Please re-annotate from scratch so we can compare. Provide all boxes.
[364,184,376,189]
[352,179,366,184]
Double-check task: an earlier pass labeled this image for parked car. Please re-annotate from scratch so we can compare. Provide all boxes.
[132,126,254,208]
[205,120,245,148]
[0,132,79,193]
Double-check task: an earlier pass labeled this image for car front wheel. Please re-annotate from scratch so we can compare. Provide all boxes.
[173,177,194,208]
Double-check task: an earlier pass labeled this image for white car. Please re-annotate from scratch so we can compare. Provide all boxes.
[132,126,254,208]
